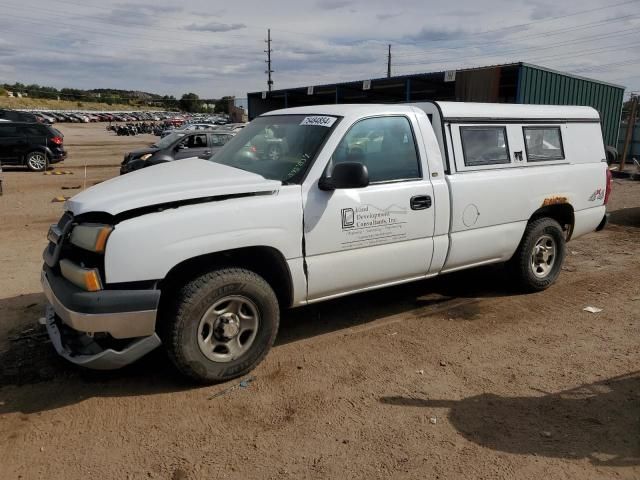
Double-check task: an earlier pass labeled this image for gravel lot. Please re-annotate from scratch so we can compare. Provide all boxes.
[0,123,638,479]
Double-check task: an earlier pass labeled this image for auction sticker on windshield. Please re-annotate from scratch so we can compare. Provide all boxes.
[300,116,337,127]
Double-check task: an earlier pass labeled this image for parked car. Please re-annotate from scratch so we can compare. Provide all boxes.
[37,112,56,124]
[41,102,610,382]
[120,130,234,174]
[0,122,66,171]
[159,123,218,138]
[0,109,40,123]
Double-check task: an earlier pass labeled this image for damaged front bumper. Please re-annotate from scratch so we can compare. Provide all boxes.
[41,266,162,370]
[44,306,161,370]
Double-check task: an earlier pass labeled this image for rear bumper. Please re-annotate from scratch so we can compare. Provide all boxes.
[48,147,67,164]
[596,212,609,232]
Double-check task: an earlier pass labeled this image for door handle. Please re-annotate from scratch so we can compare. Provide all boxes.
[410,195,432,210]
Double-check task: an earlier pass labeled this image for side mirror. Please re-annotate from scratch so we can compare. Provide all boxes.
[319,162,369,191]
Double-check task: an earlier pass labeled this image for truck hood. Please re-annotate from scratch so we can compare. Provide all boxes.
[66,158,281,216]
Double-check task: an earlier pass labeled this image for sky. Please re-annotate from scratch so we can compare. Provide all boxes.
[0,0,638,100]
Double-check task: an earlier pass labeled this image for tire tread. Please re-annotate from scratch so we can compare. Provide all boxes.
[162,268,279,383]
[508,217,566,292]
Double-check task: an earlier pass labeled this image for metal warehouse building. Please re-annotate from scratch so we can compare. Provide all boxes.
[247,62,624,147]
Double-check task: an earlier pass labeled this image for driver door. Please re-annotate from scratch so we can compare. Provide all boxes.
[303,115,436,301]
[175,133,209,159]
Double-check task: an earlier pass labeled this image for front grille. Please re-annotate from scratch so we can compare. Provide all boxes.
[44,211,75,268]
[57,211,74,230]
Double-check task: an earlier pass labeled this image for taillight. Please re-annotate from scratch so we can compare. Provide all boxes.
[250,145,257,153]
[604,167,612,205]
[50,136,63,145]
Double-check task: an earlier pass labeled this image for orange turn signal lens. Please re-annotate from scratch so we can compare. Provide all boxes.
[84,269,103,292]
[70,225,113,253]
[59,259,104,292]
[94,226,113,253]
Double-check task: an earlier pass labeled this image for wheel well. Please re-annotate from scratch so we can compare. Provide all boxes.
[529,203,575,239]
[24,148,47,157]
[159,246,294,308]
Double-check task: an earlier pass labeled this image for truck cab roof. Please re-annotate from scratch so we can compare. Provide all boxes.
[264,102,600,122]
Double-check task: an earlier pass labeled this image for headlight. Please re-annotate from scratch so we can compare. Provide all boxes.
[140,153,152,161]
[70,224,113,253]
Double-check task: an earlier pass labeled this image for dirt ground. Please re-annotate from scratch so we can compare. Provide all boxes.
[0,123,638,480]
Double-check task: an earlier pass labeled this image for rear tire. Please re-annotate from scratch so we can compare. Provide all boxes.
[508,217,566,292]
[26,151,48,172]
[162,268,279,384]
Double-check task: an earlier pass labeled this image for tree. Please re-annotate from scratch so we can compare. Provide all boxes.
[161,95,176,110]
[179,93,202,113]
[214,96,234,114]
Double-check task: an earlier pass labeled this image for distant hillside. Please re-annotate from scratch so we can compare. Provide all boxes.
[1,82,176,109]
[0,97,162,111]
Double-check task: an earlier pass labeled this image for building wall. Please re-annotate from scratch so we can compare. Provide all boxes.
[517,65,624,147]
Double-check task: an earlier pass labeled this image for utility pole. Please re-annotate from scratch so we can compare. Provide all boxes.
[265,29,274,92]
[387,44,391,78]
[619,94,638,172]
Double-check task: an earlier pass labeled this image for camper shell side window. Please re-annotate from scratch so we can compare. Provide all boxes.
[460,126,511,167]
[522,126,565,162]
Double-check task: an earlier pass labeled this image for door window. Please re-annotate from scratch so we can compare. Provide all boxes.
[180,134,207,149]
[523,127,564,161]
[19,125,45,136]
[460,127,510,167]
[330,116,421,183]
[210,134,232,147]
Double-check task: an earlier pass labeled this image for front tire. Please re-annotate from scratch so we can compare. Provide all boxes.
[162,268,279,383]
[509,218,566,292]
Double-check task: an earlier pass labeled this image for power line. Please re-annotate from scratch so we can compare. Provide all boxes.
[393,29,640,67]
[571,57,640,74]
[392,13,640,59]
[391,41,640,79]
[394,0,640,48]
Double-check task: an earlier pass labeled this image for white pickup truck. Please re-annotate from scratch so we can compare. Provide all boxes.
[42,102,610,383]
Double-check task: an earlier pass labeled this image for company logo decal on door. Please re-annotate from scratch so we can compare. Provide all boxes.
[340,204,408,249]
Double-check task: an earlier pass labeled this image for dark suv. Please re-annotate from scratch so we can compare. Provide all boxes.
[0,122,67,171]
[0,109,41,123]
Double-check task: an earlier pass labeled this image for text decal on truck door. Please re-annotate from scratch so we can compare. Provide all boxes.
[300,116,337,127]
[340,204,408,249]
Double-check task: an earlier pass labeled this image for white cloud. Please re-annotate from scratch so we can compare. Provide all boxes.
[185,22,246,32]
[0,0,635,98]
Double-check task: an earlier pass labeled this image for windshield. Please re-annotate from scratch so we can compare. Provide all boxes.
[154,132,185,149]
[208,114,339,183]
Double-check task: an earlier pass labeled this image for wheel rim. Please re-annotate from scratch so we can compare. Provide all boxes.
[267,146,280,161]
[28,153,46,170]
[530,234,556,278]
[197,295,260,363]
